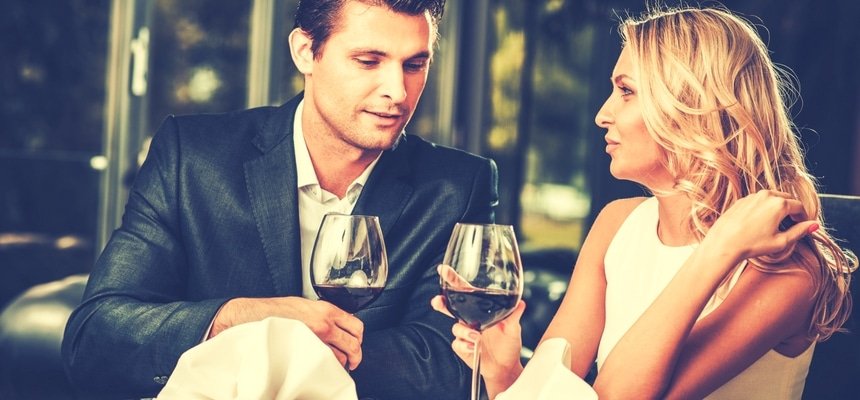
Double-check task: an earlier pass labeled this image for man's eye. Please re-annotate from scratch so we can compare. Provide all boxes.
[404,61,428,73]
[355,58,378,67]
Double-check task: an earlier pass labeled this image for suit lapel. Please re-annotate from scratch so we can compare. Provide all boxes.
[354,137,414,238]
[244,97,303,296]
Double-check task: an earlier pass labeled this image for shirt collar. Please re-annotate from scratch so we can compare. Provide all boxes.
[293,100,318,189]
[293,99,382,192]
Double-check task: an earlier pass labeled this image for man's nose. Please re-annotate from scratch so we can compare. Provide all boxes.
[379,65,407,104]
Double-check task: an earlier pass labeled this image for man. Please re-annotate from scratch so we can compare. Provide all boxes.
[61,0,498,399]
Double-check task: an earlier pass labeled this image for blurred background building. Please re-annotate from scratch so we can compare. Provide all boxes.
[2,0,859,309]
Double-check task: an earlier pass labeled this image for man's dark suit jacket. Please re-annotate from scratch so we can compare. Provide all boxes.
[61,94,499,399]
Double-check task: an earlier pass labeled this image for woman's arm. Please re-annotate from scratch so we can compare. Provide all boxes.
[486,197,645,398]
[539,197,647,377]
[431,197,645,399]
[662,258,815,399]
[594,191,818,399]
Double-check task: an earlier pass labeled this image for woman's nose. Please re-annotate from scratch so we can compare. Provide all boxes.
[594,97,613,128]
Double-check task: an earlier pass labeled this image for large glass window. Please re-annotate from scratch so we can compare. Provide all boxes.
[480,0,600,252]
[93,0,253,246]
[147,0,252,134]
[519,1,596,250]
[0,0,110,306]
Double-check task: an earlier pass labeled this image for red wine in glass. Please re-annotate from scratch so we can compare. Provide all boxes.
[442,287,519,330]
[310,214,388,313]
[440,223,523,400]
[314,284,384,313]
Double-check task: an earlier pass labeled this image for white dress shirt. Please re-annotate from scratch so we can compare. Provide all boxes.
[202,101,381,341]
[293,100,381,299]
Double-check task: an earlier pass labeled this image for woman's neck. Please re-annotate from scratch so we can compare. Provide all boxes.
[655,194,697,246]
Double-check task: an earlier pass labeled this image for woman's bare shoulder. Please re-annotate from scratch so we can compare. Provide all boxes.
[746,241,818,298]
[593,197,649,230]
[583,197,649,249]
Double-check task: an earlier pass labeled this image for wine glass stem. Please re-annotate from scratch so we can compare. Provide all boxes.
[471,335,481,400]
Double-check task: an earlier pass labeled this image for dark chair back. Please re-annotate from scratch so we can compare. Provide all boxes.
[0,274,87,400]
[802,194,860,399]
[520,248,577,351]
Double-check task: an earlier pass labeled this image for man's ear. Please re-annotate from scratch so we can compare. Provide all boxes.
[288,28,314,74]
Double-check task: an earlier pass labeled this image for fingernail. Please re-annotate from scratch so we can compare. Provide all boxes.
[468,332,479,340]
[808,223,820,234]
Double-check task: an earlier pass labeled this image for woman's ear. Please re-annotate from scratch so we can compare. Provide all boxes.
[288,28,314,74]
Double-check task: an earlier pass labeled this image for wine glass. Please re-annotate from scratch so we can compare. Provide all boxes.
[310,213,388,313]
[440,223,524,400]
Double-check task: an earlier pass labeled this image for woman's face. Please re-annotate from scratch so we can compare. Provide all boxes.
[595,47,673,190]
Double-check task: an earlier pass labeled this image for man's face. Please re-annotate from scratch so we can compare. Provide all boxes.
[297,1,434,153]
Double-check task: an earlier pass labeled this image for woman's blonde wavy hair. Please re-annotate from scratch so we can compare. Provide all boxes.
[619,5,855,340]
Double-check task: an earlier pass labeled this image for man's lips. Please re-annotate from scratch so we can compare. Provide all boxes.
[364,110,405,128]
[367,111,402,118]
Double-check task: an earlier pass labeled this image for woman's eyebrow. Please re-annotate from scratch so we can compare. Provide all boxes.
[611,74,632,84]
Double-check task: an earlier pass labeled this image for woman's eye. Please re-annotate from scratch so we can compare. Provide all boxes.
[618,86,633,96]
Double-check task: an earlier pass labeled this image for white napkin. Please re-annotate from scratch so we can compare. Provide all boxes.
[157,317,358,400]
[496,337,598,400]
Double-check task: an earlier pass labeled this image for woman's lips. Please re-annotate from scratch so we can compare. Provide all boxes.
[605,137,619,153]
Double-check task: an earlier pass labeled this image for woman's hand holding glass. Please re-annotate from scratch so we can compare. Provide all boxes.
[430,223,524,400]
[431,287,526,395]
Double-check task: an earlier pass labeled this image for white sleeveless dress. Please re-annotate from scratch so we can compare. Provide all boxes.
[596,197,813,399]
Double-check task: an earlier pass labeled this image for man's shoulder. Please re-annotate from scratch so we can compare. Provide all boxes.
[145,105,287,166]
[168,105,278,135]
[163,97,301,153]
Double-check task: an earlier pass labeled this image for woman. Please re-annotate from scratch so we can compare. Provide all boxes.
[432,6,854,399]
